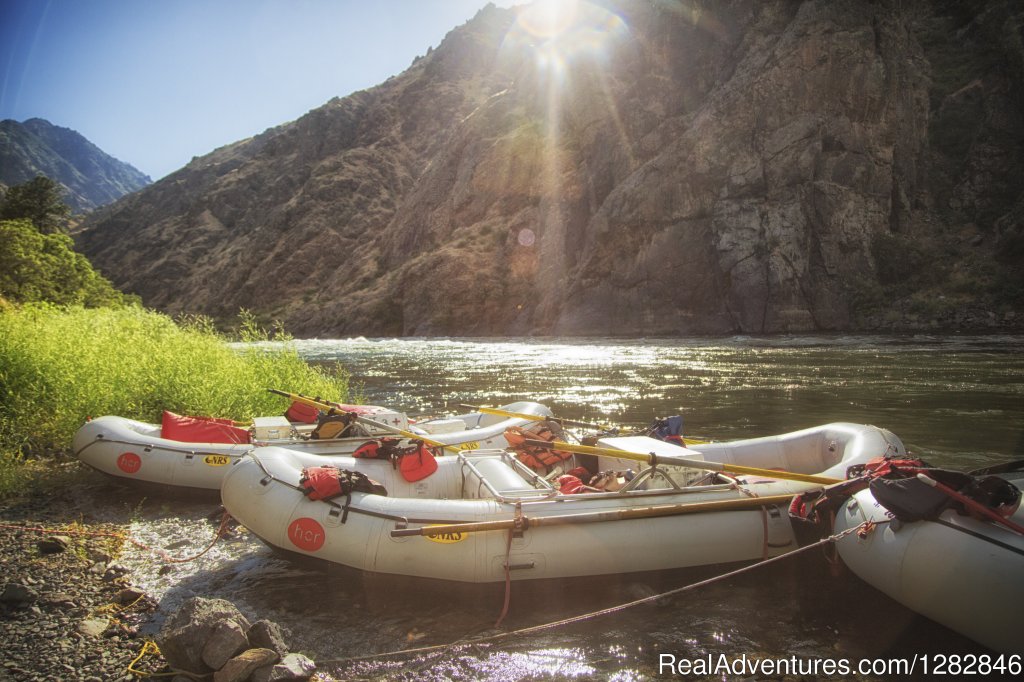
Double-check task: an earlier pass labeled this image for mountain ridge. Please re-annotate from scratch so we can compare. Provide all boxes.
[0,118,151,213]
[77,0,1024,335]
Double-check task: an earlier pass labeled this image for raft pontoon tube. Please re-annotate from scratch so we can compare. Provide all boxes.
[222,422,904,583]
[74,402,555,490]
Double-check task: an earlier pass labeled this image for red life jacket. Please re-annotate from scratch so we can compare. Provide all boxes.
[399,442,438,482]
[557,474,587,495]
[298,466,388,501]
[285,401,320,424]
[353,438,400,460]
[505,422,573,473]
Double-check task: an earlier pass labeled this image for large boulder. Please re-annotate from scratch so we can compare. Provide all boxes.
[156,597,252,674]
[213,648,278,682]
[247,619,290,657]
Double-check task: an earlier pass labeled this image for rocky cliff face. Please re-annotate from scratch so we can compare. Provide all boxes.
[78,0,1024,336]
[0,118,151,213]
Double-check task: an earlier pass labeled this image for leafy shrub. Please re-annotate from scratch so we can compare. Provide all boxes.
[0,219,134,307]
[0,306,348,491]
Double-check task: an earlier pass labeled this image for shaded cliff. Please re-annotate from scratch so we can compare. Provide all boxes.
[78,0,1024,336]
[0,118,151,213]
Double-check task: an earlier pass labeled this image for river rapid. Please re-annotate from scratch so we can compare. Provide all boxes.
[99,335,1023,680]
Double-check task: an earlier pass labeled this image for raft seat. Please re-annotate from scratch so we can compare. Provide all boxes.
[460,455,554,501]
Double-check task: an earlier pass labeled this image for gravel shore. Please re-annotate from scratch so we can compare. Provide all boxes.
[0,489,167,682]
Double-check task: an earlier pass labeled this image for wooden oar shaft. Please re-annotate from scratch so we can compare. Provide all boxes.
[524,439,842,485]
[391,493,796,537]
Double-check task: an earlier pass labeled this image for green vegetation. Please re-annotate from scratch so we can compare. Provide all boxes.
[0,175,133,308]
[0,305,348,497]
[0,176,71,233]
[0,219,135,307]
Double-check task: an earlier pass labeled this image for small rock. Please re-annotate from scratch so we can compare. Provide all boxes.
[37,535,72,553]
[88,549,112,563]
[46,591,77,609]
[214,648,278,682]
[115,587,146,605]
[201,619,250,670]
[1,583,38,607]
[252,653,317,682]
[247,619,290,657]
[78,617,110,637]
[103,563,130,582]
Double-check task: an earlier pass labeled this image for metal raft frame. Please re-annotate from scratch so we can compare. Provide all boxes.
[454,449,739,507]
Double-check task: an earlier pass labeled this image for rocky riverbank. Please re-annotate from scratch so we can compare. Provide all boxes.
[0,496,161,681]
[0,480,321,682]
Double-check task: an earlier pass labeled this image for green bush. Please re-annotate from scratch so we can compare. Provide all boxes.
[0,305,348,493]
[0,219,134,307]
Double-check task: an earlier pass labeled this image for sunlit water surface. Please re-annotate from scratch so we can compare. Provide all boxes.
[101,336,1022,680]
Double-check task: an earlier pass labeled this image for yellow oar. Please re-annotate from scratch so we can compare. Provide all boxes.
[269,389,465,453]
[524,439,842,486]
[457,404,614,431]
[460,404,708,446]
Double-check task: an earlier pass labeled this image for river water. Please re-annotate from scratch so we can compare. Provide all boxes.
[103,335,1023,680]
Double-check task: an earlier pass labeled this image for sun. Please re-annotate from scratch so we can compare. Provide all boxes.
[496,0,631,258]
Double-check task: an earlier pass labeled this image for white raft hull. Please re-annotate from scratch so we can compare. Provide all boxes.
[73,402,554,490]
[222,422,902,583]
[835,473,1024,654]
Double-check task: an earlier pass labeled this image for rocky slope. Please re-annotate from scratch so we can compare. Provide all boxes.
[77,0,1024,336]
[0,118,151,214]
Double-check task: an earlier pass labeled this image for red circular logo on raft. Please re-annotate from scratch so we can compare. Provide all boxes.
[117,452,142,474]
[288,517,325,552]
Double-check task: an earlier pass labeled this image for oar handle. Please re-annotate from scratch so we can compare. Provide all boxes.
[268,388,340,411]
[916,474,1024,535]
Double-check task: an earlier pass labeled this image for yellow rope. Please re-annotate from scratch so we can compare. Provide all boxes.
[127,640,208,679]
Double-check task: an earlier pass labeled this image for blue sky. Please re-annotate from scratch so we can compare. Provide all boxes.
[0,0,516,180]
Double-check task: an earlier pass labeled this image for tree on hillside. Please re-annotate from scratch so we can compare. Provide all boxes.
[0,176,71,234]
[0,219,133,307]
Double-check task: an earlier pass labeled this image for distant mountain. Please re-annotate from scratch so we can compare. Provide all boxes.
[0,118,150,213]
[78,1,1024,336]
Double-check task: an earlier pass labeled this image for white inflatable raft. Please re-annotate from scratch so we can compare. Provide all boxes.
[835,470,1024,654]
[73,402,554,490]
[222,422,903,583]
